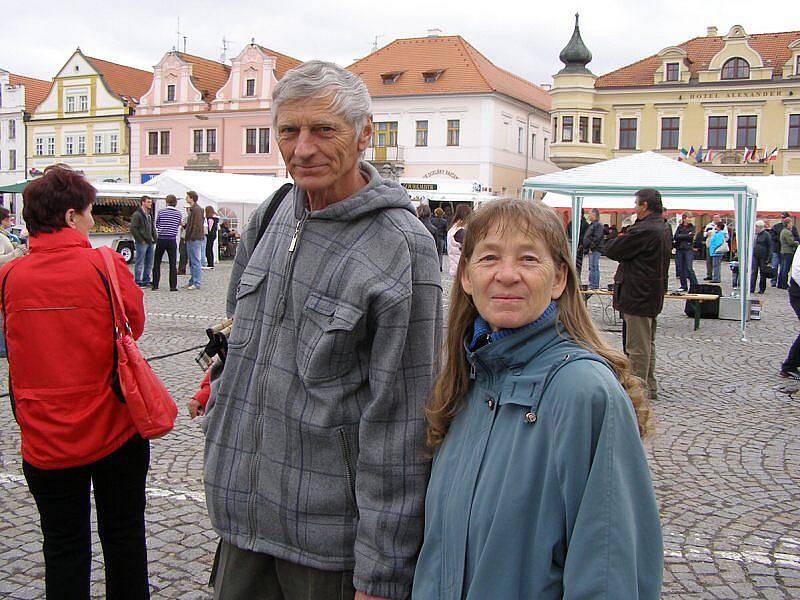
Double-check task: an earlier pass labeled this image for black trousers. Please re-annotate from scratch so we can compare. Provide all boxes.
[783,294,800,373]
[178,239,188,274]
[152,238,178,290]
[205,233,216,268]
[23,434,151,600]
[750,256,769,293]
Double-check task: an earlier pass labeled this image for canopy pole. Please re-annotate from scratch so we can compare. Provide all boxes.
[734,191,757,342]
[570,195,584,268]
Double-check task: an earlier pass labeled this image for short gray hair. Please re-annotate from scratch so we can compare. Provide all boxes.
[755,219,765,228]
[273,60,372,137]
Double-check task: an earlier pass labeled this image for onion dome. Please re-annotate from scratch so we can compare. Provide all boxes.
[558,13,593,75]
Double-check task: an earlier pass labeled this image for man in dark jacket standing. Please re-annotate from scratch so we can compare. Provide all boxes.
[751,220,772,294]
[673,213,698,292]
[605,188,671,401]
[130,195,156,287]
[582,208,603,289]
[184,191,204,290]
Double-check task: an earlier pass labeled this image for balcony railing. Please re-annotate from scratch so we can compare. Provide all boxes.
[364,145,404,162]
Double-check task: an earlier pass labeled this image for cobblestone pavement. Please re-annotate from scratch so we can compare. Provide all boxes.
[1,257,799,598]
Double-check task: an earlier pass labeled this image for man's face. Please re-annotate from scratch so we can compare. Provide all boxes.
[589,211,598,222]
[185,194,194,206]
[142,198,153,211]
[634,197,649,221]
[276,96,372,193]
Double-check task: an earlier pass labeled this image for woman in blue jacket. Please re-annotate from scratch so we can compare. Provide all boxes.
[413,199,662,599]
[708,221,727,283]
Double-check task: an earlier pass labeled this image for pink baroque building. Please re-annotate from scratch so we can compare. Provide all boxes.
[130,43,301,183]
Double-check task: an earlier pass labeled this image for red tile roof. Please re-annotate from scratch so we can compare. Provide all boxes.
[257,46,303,79]
[596,30,800,88]
[84,55,153,102]
[348,35,551,111]
[8,73,52,113]
[175,52,231,102]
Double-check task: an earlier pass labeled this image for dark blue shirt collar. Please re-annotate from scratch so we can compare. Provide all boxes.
[469,301,558,351]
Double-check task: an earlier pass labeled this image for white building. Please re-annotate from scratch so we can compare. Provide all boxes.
[0,70,50,219]
[348,34,558,196]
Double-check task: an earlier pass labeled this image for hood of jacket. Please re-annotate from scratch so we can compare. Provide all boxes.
[293,161,415,222]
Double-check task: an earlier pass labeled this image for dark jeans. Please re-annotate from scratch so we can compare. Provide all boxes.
[178,239,188,274]
[205,234,216,268]
[750,257,769,293]
[211,540,355,600]
[23,434,150,600]
[153,238,178,290]
[778,252,794,289]
[675,249,698,289]
[783,295,800,373]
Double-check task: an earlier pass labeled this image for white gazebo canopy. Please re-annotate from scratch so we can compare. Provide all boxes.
[523,151,758,339]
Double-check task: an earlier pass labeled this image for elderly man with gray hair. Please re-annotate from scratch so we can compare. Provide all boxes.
[201,60,442,600]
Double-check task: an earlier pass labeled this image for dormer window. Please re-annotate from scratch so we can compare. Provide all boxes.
[665,62,679,82]
[796,55,800,76]
[422,70,445,83]
[166,84,176,102]
[721,57,749,80]
[380,71,403,85]
[245,78,256,96]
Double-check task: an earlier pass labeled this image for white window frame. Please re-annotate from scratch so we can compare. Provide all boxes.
[245,78,256,97]
[517,127,524,153]
[206,129,217,153]
[94,134,104,154]
[244,127,270,154]
[8,120,15,140]
[166,84,176,102]
[109,133,118,154]
[66,96,76,112]
[79,95,88,112]
[65,135,75,155]
[9,149,16,171]
[47,136,55,155]
[35,137,44,156]
[530,132,536,158]
[77,134,86,155]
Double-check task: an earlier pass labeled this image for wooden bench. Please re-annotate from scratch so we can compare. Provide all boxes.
[579,290,720,331]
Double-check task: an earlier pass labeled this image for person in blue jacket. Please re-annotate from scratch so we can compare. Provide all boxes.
[708,221,727,283]
[413,199,663,600]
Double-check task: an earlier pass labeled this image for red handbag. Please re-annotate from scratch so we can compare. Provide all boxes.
[99,248,177,439]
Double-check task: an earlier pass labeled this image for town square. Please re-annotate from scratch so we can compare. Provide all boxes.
[1,1,800,598]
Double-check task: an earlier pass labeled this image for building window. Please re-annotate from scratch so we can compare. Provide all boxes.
[8,120,15,140]
[721,57,750,80]
[245,78,256,96]
[788,114,800,148]
[518,127,524,153]
[95,134,104,154]
[579,117,589,143]
[66,96,75,112]
[79,95,88,111]
[148,131,159,155]
[373,121,398,147]
[77,135,86,155]
[666,62,679,82]
[562,116,573,142]
[796,55,800,76]
[47,136,55,155]
[380,72,402,85]
[109,133,118,154]
[206,129,216,153]
[447,119,460,146]
[660,117,680,149]
[552,117,558,143]
[415,120,428,146]
[35,137,44,156]
[192,130,204,153]
[65,135,75,155]
[619,118,637,149]
[530,133,536,157]
[245,128,270,154]
[166,84,176,102]
[543,138,549,160]
[736,115,757,149]
[161,131,171,155]
[592,118,602,143]
[708,116,728,149]
[9,149,15,171]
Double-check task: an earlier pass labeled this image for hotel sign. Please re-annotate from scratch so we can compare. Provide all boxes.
[688,90,784,100]
[402,182,438,191]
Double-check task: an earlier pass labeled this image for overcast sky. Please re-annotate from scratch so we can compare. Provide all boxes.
[5,1,800,88]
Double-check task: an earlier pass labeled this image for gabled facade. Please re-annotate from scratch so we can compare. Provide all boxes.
[348,34,557,197]
[0,70,51,216]
[550,21,800,176]
[26,49,152,182]
[130,43,301,183]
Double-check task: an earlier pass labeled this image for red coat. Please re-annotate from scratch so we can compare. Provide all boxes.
[0,228,145,469]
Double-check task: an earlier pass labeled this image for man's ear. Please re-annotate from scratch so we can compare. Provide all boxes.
[357,116,373,152]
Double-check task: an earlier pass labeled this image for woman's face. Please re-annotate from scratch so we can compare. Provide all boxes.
[1,217,10,230]
[461,225,567,332]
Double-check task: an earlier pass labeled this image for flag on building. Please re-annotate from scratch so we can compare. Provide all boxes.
[678,147,689,161]
[768,147,779,161]
[695,146,704,163]
[688,146,696,159]
[742,147,750,163]
[704,148,713,162]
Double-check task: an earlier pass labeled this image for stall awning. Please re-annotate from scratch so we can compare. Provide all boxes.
[0,181,30,194]
[94,196,138,207]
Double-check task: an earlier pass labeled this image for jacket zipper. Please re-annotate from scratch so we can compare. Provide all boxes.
[337,428,358,515]
[246,210,309,543]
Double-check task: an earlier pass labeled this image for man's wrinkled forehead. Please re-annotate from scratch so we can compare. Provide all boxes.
[276,95,346,125]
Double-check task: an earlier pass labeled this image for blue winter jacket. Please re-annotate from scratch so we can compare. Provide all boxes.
[412,309,663,599]
[709,230,727,257]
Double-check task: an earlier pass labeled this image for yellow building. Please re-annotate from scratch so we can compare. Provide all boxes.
[550,20,800,177]
[27,49,152,182]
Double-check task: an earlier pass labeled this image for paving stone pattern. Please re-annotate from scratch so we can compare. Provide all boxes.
[1,258,798,598]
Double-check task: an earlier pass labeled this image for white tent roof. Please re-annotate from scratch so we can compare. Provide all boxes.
[148,170,292,205]
[524,151,756,202]
[732,176,800,214]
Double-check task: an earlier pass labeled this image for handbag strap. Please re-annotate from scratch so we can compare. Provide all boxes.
[98,247,130,334]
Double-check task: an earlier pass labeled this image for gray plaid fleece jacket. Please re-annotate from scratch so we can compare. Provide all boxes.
[203,162,442,599]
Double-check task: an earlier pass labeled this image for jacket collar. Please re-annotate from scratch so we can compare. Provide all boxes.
[29,228,92,253]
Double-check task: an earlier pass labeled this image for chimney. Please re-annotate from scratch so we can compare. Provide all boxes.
[707,26,718,37]
[540,83,552,91]
[427,28,442,38]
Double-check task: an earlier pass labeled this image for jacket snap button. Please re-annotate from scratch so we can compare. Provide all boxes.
[524,412,537,423]
[328,316,335,324]
[511,367,522,375]
[487,398,495,410]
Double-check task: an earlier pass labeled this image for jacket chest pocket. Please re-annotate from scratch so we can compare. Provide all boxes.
[297,292,364,383]
[228,269,267,349]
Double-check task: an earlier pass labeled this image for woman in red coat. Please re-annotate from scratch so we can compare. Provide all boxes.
[0,165,150,598]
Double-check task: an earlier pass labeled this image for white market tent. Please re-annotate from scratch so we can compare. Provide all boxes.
[148,170,293,231]
[733,176,800,215]
[522,151,758,339]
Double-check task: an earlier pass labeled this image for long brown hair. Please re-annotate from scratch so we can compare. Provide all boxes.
[426,199,651,449]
